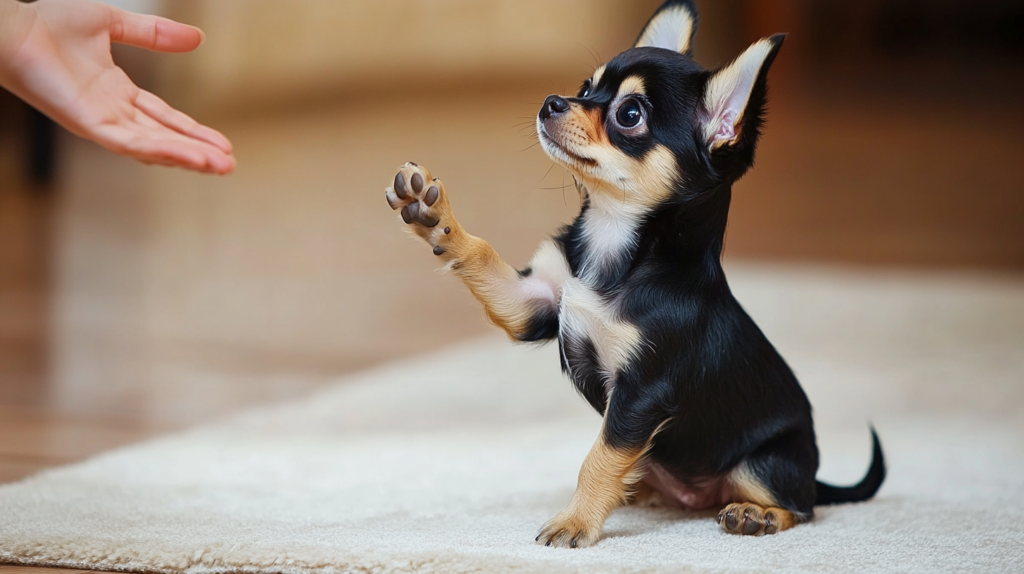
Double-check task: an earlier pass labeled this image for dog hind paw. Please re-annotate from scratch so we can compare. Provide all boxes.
[717,502,795,535]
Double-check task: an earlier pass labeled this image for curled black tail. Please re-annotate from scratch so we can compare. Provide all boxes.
[815,426,886,505]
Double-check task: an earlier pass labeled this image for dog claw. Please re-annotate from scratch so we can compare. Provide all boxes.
[724,513,738,531]
[432,246,446,256]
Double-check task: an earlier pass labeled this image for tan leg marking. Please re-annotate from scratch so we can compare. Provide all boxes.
[536,426,656,549]
[536,436,644,548]
[385,163,566,340]
[728,461,780,507]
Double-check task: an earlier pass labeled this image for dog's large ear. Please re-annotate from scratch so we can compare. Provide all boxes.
[700,34,785,150]
[634,0,698,56]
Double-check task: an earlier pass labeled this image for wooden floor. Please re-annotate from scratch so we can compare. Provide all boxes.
[2,568,98,574]
[0,131,330,574]
[0,130,123,573]
[0,79,1022,573]
[0,156,161,496]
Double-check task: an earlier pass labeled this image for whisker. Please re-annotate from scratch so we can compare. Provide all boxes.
[541,161,556,181]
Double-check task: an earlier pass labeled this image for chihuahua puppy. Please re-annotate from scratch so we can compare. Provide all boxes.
[384,0,885,548]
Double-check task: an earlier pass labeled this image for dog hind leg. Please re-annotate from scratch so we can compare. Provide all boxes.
[718,429,818,535]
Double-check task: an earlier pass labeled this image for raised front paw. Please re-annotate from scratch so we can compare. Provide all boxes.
[536,510,602,549]
[385,162,453,256]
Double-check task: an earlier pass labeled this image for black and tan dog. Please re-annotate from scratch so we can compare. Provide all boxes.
[384,0,885,548]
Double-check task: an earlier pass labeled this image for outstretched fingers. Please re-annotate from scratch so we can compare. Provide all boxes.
[93,119,235,175]
[103,8,235,172]
[108,9,204,53]
[135,90,232,153]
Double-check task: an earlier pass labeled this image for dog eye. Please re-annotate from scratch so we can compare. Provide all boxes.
[616,99,644,129]
[577,79,592,98]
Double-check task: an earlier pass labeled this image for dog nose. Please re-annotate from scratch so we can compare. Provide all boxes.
[540,95,570,120]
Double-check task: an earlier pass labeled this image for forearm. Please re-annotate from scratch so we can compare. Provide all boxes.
[447,232,562,342]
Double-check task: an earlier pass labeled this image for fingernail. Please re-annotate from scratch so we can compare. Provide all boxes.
[197,28,207,46]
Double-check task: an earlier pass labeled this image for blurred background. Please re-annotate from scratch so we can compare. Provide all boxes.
[0,0,1022,482]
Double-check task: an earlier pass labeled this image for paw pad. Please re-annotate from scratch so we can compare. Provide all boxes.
[386,163,445,229]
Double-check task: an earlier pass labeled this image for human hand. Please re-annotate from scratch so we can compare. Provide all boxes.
[0,0,235,174]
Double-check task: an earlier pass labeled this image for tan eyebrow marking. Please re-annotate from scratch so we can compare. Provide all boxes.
[591,64,607,88]
[617,76,646,98]
[581,106,610,145]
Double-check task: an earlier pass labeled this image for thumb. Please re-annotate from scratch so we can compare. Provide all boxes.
[109,9,205,53]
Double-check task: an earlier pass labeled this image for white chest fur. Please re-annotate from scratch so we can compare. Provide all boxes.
[577,194,644,285]
[558,278,643,392]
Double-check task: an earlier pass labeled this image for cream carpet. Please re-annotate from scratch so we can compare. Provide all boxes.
[2,264,1023,573]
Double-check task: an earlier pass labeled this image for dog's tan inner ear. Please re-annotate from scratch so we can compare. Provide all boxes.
[635,3,697,54]
[702,37,781,148]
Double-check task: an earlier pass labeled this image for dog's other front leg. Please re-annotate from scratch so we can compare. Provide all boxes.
[536,387,671,549]
[386,163,569,341]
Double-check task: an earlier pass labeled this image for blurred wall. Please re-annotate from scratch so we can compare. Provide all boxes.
[160,0,664,116]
